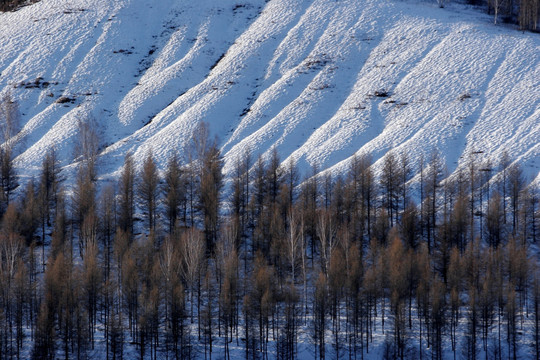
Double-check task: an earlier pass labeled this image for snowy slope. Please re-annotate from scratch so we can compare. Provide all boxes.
[0,0,538,188]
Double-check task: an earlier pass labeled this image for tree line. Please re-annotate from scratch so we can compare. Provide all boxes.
[0,0,40,12]
[433,0,539,31]
[480,0,538,30]
[0,108,538,359]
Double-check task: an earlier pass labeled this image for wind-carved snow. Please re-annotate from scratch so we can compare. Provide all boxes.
[0,0,538,188]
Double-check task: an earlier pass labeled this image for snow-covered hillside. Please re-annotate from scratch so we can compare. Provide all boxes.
[0,0,538,187]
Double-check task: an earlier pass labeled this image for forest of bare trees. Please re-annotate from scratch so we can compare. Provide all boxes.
[0,107,537,359]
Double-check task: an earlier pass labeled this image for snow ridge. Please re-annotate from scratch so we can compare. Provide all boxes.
[0,0,538,186]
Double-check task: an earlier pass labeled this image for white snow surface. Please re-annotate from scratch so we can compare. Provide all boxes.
[0,0,539,186]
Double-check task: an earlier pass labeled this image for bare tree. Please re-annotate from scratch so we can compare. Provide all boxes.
[0,145,17,209]
[498,150,511,225]
[328,247,346,358]
[300,163,319,264]
[317,208,337,276]
[121,246,139,340]
[163,153,184,233]
[266,147,283,204]
[159,236,187,359]
[468,155,478,243]
[19,178,39,245]
[485,191,504,247]
[248,253,276,359]
[38,148,63,227]
[387,233,408,359]
[138,150,160,232]
[399,152,412,215]
[191,122,223,250]
[283,156,299,208]
[118,153,135,236]
[313,272,328,360]
[74,116,100,182]
[199,140,223,251]
[99,184,115,277]
[180,228,206,325]
[0,93,20,146]
[507,163,525,236]
[490,0,506,23]
[0,94,20,211]
[519,0,539,30]
[448,247,462,357]
[348,154,374,242]
[532,263,540,360]
[72,159,97,257]
[424,151,444,252]
[506,286,518,360]
[79,207,98,259]
[230,148,251,248]
[83,239,101,347]
[218,244,238,360]
[429,275,446,360]
[286,208,303,284]
[381,151,400,227]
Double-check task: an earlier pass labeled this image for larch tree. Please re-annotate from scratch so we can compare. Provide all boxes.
[138,150,160,233]
[448,246,462,356]
[468,155,479,243]
[498,151,511,224]
[300,162,319,264]
[266,147,283,205]
[285,208,302,284]
[399,152,412,215]
[219,245,239,360]
[0,93,20,211]
[401,202,418,249]
[230,148,251,248]
[179,228,206,326]
[121,246,139,340]
[250,155,267,243]
[429,275,446,360]
[19,178,39,245]
[519,0,539,30]
[387,232,408,359]
[0,93,20,146]
[83,239,101,347]
[0,145,17,211]
[163,153,184,233]
[485,191,504,247]
[532,263,540,360]
[72,163,97,258]
[507,163,525,237]
[317,208,337,276]
[192,123,223,251]
[74,116,99,182]
[505,286,518,360]
[38,148,63,227]
[277,282,299,360]
[381,151,400,227]
[118,153,135,236]
[313,271,328,360]
[451,193,469,252]
[99,184,115,277]
[424,151,444,252]
[283,156,299,210]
